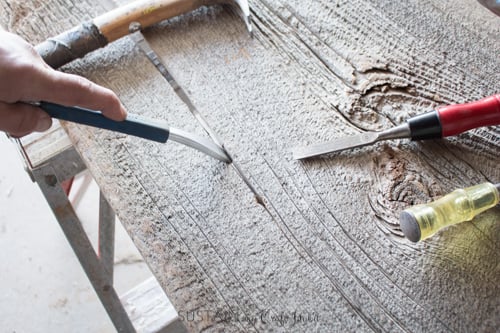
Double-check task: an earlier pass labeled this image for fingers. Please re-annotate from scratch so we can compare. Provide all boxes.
[0,30,126,131]
[27,69,127,121]
[0,102,52,137]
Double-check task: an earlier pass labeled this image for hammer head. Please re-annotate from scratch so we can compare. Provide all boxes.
[232,0,252,34]
[210,0,251,34]
[37,0,253,69]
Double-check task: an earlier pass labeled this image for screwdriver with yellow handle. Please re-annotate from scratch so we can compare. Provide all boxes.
[399,182,500,242]
[293,94,500,159]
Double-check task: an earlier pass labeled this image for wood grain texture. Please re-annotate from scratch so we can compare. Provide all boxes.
[2,0,499,332]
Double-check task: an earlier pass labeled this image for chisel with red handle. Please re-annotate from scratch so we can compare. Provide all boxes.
[293,94,500,160]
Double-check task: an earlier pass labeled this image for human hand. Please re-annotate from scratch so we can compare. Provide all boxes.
[478,0,500,16]
[0,30,127,137]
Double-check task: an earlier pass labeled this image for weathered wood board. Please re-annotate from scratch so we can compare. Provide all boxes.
[2,0,499,331]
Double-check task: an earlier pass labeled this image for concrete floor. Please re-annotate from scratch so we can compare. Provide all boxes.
[0,134,152,332]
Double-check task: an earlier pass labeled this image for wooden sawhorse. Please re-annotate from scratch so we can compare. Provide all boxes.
[15,122,186,333]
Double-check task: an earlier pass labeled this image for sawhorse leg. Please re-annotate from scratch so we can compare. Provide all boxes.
[32,147,135,332]
[18,131,185,333]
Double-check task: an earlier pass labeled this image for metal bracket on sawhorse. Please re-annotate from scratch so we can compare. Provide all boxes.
[15,122,186,333]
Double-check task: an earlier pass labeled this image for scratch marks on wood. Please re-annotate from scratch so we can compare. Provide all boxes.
[1,0,39,33]
[368,147,441,239]
[126,148,263,332]
[1,0,99,42]
[248,0,451,139]
[250,0,354,109]
[229,161,265,206]
[257,156,456,332]
[131,27,266,206]
[10,0,500,331]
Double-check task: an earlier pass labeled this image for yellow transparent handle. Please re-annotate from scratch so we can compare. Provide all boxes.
[400,182,499,242]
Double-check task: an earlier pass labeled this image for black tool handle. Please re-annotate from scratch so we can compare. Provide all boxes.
[39,102,169,143]
[407,111,442,140]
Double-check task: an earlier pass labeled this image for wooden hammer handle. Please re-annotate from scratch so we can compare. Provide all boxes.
[94,0,206,42]
[35,0,219,69]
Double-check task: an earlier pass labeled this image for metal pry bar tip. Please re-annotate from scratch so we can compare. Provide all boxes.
[169,128,232,163]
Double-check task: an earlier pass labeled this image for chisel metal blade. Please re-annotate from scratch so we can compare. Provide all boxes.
[293,123,411,160]
[293,132,379,159]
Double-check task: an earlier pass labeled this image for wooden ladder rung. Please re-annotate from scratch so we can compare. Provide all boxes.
[120,277,185,333]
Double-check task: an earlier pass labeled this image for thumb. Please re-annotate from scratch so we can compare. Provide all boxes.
[0,102,52,137]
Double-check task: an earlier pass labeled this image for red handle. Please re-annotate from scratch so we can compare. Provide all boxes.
[437,94,500,137]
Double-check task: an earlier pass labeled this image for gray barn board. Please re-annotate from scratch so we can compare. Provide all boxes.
[2,0,499,332]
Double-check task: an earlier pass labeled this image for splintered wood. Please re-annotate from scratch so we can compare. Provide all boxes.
[2,0,499,331]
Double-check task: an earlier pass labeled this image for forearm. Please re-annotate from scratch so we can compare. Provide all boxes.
[0,30,126,137]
